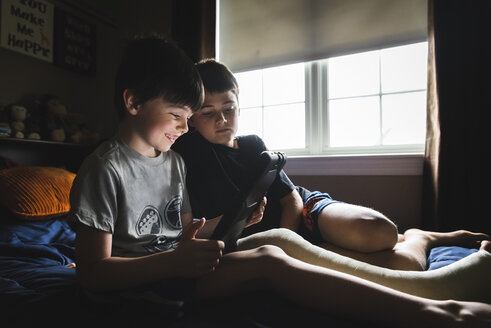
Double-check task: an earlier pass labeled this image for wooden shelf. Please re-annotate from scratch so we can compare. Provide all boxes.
[0,136,89,147]
[0,137,95,172]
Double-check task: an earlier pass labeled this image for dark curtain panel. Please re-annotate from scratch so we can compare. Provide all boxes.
[171,0,216,62]
[422,0,491,235]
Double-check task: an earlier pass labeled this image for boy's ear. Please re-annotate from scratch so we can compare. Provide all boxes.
[122,89,139,115]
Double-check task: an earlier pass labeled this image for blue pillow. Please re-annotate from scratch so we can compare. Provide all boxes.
[427,246,478,270]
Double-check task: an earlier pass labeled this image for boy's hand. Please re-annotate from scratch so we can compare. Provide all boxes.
[174,218,225,277]
[245,197,267,228]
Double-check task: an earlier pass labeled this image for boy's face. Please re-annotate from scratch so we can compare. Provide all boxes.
[130,97,192,156]
[189,91,239,148]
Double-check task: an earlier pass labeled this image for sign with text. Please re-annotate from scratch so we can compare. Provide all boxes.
[54,8,96,75]
[0,0,54,62]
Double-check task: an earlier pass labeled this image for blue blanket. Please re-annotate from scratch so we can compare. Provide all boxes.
[0,217,78,307]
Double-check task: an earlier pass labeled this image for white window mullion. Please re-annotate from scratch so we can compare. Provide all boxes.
[304,63,313,154]
[322,60,329,153]
[215,0,221,61]
[307,62,323,155]
[260,70,265,138]
[378,52,383,146]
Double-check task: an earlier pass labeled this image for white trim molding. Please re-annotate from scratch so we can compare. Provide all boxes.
[283,154,424,176]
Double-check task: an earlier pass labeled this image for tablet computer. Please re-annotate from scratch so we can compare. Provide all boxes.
[210,151,287,253]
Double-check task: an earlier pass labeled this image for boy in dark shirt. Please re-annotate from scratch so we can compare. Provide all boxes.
[172,59,489,271]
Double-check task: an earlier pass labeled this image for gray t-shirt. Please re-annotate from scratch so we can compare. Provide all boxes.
[68,137,191,257]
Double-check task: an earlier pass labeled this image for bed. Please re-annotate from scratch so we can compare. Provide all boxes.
[0,138,480,327]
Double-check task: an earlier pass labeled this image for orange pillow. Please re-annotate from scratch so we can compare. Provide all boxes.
[0,167,76,221]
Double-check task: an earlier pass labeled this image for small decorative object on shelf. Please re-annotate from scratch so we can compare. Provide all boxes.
[0,123,11,137]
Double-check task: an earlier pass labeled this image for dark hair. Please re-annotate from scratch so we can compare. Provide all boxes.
[114,34,204,119]
[195,59,239,96]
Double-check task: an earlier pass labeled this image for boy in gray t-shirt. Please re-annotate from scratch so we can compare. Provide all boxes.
[70,136,190,258]
[68,35,491,326]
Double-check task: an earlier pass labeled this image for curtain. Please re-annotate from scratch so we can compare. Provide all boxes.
[171,0,215,62]
[219,0,427,71]
[422,0,491,235]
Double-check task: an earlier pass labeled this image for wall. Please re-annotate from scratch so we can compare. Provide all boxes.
[0,0,173,140]
[289,174,423,232]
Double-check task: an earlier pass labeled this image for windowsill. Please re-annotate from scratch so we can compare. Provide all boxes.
[283,154,424,176]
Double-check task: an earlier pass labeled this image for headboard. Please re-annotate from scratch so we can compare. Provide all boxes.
[0,137,94,173]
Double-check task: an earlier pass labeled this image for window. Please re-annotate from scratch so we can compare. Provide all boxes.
[234,42,428,156]
[235,63,305,150]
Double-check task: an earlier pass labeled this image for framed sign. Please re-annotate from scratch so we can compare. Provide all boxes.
[0,0,54,62]
[54,8,96,75]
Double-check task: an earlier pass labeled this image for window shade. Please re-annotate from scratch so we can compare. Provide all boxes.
[218,0,427,71]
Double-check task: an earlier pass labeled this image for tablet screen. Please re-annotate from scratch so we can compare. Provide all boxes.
[210,151,286,252]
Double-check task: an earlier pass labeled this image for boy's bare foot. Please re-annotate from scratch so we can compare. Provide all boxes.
[432,300,491,328]
[479,240,491,253]
[404,229,489,249]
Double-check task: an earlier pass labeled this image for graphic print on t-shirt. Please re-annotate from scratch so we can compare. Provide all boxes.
[164,195,183,229]
[136,205,163,235]
[136,197,183,253]
[143,233,181,253]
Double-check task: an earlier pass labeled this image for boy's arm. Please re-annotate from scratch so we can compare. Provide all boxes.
[279,190,304,232]
[76,217,224,292]
[75,224,178,291]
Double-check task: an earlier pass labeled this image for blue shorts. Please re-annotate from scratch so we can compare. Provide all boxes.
[300,191,343,244]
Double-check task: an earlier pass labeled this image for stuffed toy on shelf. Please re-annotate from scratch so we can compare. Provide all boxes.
[31,94,70,142]
[9,105,27,139]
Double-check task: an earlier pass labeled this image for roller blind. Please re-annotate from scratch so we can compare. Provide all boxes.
[218,0,427,71]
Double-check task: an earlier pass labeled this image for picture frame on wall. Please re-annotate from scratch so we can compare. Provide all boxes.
[0,0,54,63]
[53,7,96,75]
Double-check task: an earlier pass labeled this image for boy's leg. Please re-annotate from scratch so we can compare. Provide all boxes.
[237,229,491,302]
[390,228,489,270]
[318,241,426,270]
[317,202,398,253]
[316,203,489,270]
[194,245,491,327]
